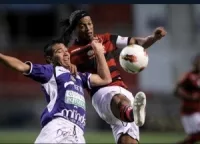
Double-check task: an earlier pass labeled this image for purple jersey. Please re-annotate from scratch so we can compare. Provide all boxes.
[24,62,91,131]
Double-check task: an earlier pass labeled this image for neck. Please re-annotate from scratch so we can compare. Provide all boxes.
[76,38,91,45]
[54,61,71,69]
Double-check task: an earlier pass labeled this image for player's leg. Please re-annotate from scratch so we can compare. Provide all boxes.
[177,132,200,144]
[111,122,139,144]
[34,119,57,143]
[92,86,141,144]
[111,94,133,122]
[111,91,146,126]
[35,117,85,144]
[118,134,138,144]
[61,125,86,144]
[177,113,200,144]
[92,86,146,126]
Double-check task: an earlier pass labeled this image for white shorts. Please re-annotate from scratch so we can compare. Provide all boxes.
[35,117,85,144]
[92,86,139,143]
[181,112,200,135]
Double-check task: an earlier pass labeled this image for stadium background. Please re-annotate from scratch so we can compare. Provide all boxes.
[0,4,199,143]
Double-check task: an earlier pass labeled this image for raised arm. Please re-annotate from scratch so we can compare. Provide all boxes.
[129,27,167,49]
[89,40,112,87]
[111,27,166,50]
[0,53,30,73]
[0,53,53,84]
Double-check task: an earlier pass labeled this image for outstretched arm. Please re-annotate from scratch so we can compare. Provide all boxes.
[0,53,30,73]
[89,41,112,87]
[111,27,167,50]
[129,27,167,49]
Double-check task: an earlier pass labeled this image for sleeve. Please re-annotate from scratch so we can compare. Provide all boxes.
[23,61,53,84]
[79,72,92,89]
[110,34,131,49]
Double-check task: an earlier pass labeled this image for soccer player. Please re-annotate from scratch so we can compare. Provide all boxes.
[0,39,111,143]
[174,54,200,144]
[60,10,167,144]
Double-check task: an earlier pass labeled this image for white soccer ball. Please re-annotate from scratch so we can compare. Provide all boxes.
[119,44,149,74]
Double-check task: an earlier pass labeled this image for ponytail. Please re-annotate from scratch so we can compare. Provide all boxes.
[60,18,74,46]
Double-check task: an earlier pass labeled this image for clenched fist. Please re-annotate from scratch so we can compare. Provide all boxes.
[153,27,167,40]
[91,40,105,54]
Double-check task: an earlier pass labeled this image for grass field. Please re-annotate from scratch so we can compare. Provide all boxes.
[0,130,186,143]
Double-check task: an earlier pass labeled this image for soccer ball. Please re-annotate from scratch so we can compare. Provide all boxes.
[119,44,149,74]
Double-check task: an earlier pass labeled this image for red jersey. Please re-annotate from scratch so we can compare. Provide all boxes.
[69,33,129,96]
[177,71,200,115]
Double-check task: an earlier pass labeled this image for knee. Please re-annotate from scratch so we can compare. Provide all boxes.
[117,133,138,144]
[111,94,131,107]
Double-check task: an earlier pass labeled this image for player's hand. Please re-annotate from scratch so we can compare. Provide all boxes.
[153,27,167,40]
[92,36,103,43]
[68,64,77,75]
[91,40,105,54]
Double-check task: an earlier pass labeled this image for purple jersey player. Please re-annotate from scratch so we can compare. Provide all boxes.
[0,39,111,143]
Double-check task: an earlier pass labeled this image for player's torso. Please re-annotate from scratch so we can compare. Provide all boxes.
[41,66,86,130]
[69,34,127,95]
[181,72,200,114]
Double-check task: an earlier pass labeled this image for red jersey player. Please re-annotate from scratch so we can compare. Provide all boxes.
[60,10,166,144]
[175,54,200,144]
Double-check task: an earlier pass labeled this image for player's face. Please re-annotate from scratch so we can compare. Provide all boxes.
[52,43,71,67]
[76,16,94,41]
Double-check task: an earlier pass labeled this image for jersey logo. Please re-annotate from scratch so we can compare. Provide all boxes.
[65,90,86,110]
[87,50,94,56]
[87,46,106,57]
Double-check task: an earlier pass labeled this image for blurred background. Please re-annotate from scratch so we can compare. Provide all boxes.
[0,4,199,143]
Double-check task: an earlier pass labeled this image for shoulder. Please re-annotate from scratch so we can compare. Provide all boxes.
[96,33,112,41]
[43,64,53,69]
[40,64,54,71]
[26,62,53,73]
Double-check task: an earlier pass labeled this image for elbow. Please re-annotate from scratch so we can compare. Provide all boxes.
[105,77,112,84]
[16,65,25,72]
[129,37,136,45]
[17,65,29,73]
[108,78,112,84]
[134,37,149,48]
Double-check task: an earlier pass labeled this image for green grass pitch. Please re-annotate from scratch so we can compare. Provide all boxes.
[0,130,185,143]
